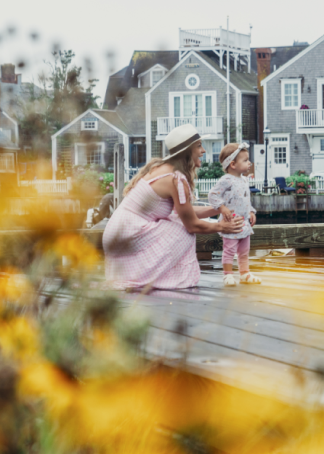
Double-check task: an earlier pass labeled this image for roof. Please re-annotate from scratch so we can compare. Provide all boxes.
[92,109,130,135]
[197,52,258,92]
[115,87,149,135]
[262,34,324,85]
[251,45,309,74]
[103,51,179,109]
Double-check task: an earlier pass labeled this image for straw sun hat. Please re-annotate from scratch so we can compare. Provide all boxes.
[163,124,210,161]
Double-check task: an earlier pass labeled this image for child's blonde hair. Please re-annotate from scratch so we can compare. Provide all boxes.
[219,143,249,172]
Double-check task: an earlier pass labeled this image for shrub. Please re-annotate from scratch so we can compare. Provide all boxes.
[71,167,114,196]
[197,162,224,179]
[286,170,311,194]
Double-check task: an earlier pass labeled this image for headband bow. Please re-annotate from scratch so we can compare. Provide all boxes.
[221,142,250,171]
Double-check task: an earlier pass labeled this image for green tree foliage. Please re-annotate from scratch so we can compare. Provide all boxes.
[197,161,225,179]
[18,50,99,155]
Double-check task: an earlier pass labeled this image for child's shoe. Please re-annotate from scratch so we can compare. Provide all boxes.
[223,274,237,287]
[240,272,262,284]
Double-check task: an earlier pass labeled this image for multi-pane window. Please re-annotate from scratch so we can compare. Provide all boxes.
[321,139,324,152]
[281,80,300,109]
[0,153,14,172]
[152,71,163,86]
[272,137,287,142]
[81,119,98,130]
[274,147,287,164]
[212,142,222,162]
[77,144,103,165]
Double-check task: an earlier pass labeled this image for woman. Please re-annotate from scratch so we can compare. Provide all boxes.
[103,124,244,290]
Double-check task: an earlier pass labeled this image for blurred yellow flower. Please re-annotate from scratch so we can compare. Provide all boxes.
[52,233,100,269]
[0,316,40,362]
[0,268,35,306]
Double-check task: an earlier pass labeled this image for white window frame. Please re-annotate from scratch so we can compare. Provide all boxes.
[317,77,324,110]
[81,119,98,131]
[185,74,200,90]
[320,138,324,152]
[169,91,217,118]
[270,133,290,164]
[137,64,167,88]
[74,142,104,166]
[151,70,164,87]
[0,152,15,173]
[281,78,301,110]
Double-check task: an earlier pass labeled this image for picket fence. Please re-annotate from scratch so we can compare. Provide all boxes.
[195,178,276,194]
[20,179,69,194]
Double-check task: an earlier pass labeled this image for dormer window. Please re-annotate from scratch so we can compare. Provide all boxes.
[81,118,98,131]
[152,70,164,86]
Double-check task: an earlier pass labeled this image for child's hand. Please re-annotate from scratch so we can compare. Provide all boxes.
[219,205,233,222]
[250,212,256,227]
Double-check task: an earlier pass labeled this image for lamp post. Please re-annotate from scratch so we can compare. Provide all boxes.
[263,126,271,193]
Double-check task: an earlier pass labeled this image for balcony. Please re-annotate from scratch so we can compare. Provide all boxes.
[296,109,324,134]
[157,116,223,138]
[179,28,251,53]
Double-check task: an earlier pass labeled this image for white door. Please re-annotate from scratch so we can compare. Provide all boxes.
[268,136,290,178]
[183,94,203,127]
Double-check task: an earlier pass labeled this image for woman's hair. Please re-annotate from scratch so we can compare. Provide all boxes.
[123,146,197,196]
[219,143,248,172]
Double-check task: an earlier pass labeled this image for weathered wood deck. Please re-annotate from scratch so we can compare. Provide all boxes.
[121,254,324,404]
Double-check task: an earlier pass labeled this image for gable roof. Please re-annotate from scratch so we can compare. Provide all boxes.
[197,52,258,92]
[0,130,18,149]
[103,51,179,109]
[250,45,308,74]
[261,34,324,85]
[92,109,130,135]
[115,87,149,135]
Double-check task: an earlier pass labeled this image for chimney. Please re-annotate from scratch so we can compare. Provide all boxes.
[1,64,17,83]
[255,49,271,143]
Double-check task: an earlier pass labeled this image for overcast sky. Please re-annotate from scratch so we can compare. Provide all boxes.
[0,0,321,105]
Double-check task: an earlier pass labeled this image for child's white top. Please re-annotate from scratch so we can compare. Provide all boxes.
[208,174,256,239]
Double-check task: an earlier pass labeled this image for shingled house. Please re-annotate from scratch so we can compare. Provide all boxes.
[260,34,324,177]
[52,28,259,178]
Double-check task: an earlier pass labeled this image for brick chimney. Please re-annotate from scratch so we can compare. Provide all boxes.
[1,64,18,83]
[255,49,271,143]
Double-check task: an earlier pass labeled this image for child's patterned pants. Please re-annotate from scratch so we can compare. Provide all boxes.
[222,236,250,274]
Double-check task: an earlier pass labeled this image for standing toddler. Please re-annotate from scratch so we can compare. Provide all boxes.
[208,142,262,287]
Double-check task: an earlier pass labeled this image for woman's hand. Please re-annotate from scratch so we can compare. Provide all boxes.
[217,215,244,235]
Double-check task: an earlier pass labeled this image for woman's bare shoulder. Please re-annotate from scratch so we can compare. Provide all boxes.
[142,164,175,181]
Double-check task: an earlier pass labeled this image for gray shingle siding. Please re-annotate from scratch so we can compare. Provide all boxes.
[150,54,237,141]
[266,39,324,174]
[141,72,151,88]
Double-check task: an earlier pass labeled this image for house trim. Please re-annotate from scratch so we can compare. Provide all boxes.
[1,110,19,146]
[168,90,217,118]
[146,51,241,96]
[317,78,324,109]
[261,34,324,86]
[137,64,168,79]
[145,93,151,161]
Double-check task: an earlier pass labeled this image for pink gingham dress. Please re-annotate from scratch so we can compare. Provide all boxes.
[103,171,200,290]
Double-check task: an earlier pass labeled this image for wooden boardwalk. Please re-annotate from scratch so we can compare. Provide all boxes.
[121,254,324,404]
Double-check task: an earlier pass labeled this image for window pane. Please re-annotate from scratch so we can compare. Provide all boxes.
[183,95,192,117]
[205,96,212,117]
[195,95,202,117]
[0,153,14,171]
[174,97,180,117]
[320,139,324,151]
[152,71,163,86]
[212,141,221,162]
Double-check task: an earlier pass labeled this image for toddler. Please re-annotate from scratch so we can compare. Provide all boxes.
[208,142,261,287]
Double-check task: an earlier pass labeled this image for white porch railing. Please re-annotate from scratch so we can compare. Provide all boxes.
[195,178,276,194]
[296,109,324,131]
[179,28,250,51]
[20,179,69,194]
[157,117,223,136]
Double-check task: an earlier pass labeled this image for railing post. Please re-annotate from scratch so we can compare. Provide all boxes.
[113,143,125,210]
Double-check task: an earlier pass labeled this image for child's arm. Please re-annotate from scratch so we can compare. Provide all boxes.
[208,177,233,222]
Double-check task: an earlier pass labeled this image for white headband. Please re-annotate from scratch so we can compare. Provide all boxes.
[221,143,250,171]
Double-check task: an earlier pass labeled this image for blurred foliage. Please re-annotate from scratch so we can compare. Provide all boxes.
[71,165,114,196]
[197,161,225,179]
[17,50,99,156]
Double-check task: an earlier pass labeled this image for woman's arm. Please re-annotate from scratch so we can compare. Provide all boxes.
[171,182,243,235]
[192,205,220,219]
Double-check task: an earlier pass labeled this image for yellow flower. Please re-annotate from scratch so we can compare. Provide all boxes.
[0,317,40,362]
[52,233,100,270]
[0,268,34,306]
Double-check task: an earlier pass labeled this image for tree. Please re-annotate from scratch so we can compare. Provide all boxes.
[18,50,99,155]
